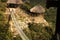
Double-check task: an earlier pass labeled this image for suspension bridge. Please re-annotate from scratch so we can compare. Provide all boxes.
[9,8,30,40]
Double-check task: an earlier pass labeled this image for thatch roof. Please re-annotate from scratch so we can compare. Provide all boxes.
[30,5,45,13]
[7,0,23,4]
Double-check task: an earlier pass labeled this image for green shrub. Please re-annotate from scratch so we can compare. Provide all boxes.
[28,23,54,40]
[0,0,7,2]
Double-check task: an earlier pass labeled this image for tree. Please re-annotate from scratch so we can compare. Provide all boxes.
[0,0,7,2]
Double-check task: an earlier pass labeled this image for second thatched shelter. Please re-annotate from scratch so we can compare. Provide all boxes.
[30,5,45,14]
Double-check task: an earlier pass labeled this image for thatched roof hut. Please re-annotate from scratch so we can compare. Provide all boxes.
[30,5,45,13]
[7,0,23,4]
[7,0,23,8]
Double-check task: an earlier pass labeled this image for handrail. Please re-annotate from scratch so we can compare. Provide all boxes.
[10,8,29,40]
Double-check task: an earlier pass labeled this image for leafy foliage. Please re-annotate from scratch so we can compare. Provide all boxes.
[0,0,7,2]
[0,1,13,40]
[28,23,53,40]
[0,2,7,12]
[0,12,12,40]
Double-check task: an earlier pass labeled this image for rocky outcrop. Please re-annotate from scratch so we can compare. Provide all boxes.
[5,7,49,37]
[15,7,49,26]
